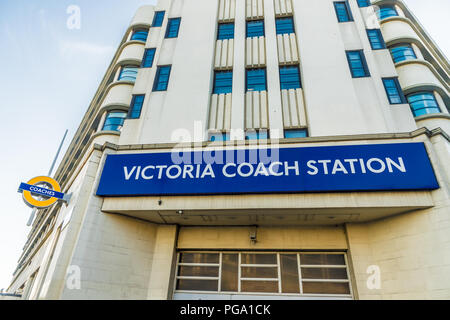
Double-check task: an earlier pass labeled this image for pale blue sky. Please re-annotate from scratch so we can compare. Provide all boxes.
[0,0,448,290]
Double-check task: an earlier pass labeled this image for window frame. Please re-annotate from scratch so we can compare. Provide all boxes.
[165,17,181,39]
[246,68,267,92]
[102,110,127,132]
[213,70,233,95]
[279,65,302,90]
[389,44,417,63]
[382,77,407,105]
[130,29,149,42]
[407,91,442,117]
[376,5,398,20]
[128,94,146,119]
[153,65,172,92]
[152,11,166,27]
[346,50,371,78]
[217,23,235,40]
[141,48,156,68]
[366,29,386,50]
[334,1,354,23]
[275,17,295,35]
[246,19,265,38]
[174,251,353,298]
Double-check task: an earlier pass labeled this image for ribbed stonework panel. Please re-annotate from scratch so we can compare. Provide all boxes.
[209,93,232,130]
[246,0,264,20]
[215,39,234,70]
[277,34,299,65]
[246,36,266,67]
[274,0,293,17]
[281,89,307,128]
[218,0,236,22]
[245,91,269,129]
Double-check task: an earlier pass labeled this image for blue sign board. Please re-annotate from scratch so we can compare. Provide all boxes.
[19,183,66,200]
[96,143,439,197]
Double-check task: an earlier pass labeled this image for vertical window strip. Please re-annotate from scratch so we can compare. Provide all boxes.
[128,95,145,119]
[382,78,406,104]
[334,1,353,22]
[366,29,386,50]
[142,48,156,68]
[152,11,165,27]
[357,0,371,7]
[153,65,172,91]
[346,50,370,78]
[166,18,181,38]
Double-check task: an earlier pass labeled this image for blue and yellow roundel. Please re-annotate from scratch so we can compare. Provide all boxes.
[18,176,66,209]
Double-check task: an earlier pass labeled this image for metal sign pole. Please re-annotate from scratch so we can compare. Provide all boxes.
[26,130,68,227]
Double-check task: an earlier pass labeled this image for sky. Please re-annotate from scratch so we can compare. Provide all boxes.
[0,0,448,291]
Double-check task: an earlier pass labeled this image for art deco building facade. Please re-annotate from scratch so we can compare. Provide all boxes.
[5,0,450,300]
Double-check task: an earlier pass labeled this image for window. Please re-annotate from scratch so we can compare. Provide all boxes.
[130,29,148,42]
[346,50,370,78]
[389,44,417,63]
[217,23,235,40]
[285,129,308,139]
[366,29,386,50]
[279,66,301,90]
[407,92,441,117]
[152,11,165,27]
[141,48,156,68]
[174,252,352,296]
[376,5,398,20]
[246,68,267,92]
[334,1,353,22]
[246,20,265,38]
[102,111,127,132]
[118,66,139,82]
[128,95,145,119]
[166,18,181,38]
[275,17,295,35]
[153,66,172,91]
[213,71,233,94]
[210,132,230,142]
[382,78,406,104]
[357,0,371,7]
[245,130,269,140]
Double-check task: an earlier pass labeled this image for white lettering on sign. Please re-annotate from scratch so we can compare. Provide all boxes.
[122,157,406,181]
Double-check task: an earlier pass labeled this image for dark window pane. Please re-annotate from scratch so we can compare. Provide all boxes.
[241,281,278,293]
[300,254,346,265]
[176,279,218,291]
[218,23,235,40]
[221,254,238,292]
[152,11,165,27]
[241,267,278,278]
[179,253,220,264]
[280,254,300,293]
[246,20,264,38]
[131,30,148,42]
[301,267,348,280]
[241,253,277,265]
[166,18,181,38]
[276,17,295,35]
[213,71,233,94]
[302,281,351,295]
[178,266,219,277]
[246,68,267,92]
[280,66,301,90]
